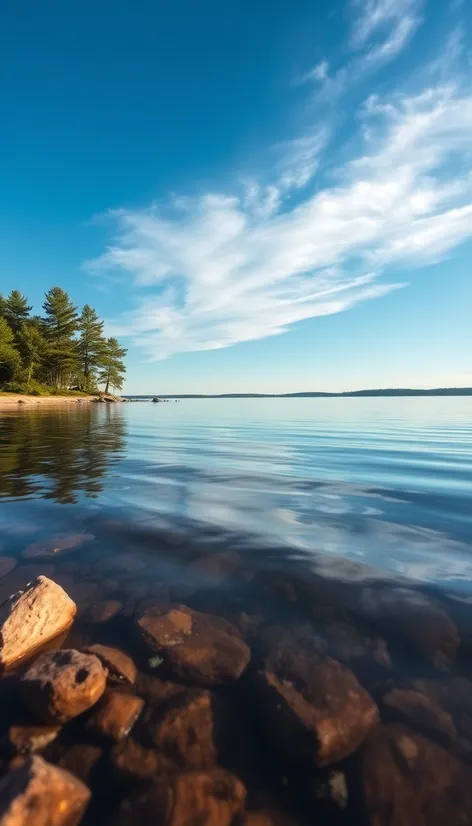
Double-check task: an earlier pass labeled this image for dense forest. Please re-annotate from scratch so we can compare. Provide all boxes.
[0,288,127,395]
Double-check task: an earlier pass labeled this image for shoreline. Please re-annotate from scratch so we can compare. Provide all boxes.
[0,393,96,409]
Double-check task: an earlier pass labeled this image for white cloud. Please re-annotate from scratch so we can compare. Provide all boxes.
[305,0,423,98]
[87,80,472,361]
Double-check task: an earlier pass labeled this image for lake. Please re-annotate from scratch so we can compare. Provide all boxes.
[1,397,472,824]
[1,397,472,589]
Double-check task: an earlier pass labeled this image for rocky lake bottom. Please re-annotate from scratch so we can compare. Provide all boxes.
[0,398,471,825]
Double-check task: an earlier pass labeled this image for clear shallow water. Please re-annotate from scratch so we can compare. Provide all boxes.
[1,397,472,591]
[1,399,472,825]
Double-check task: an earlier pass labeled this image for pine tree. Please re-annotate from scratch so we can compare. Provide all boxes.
[42,287,79,387]
[3,291,32,335]
[0,318,21,385]
[0,294,6,319]
[16,320,49,389]
[98,337,127,394]
[77,304,105,392]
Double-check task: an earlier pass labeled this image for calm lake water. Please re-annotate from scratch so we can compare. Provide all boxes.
[1,398,472,825]
[1,397,472,591]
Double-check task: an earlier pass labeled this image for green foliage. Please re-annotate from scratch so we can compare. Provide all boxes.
[42,287,80,388]
[98,337,128,393]
[2,291,32,335]
[0,318,22,383]
[77,304,105,391]
[5,380,50,396]
[0,287,126,395]
[16,321,49,389]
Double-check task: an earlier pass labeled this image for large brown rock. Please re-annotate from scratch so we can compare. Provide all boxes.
[87,692,144,742]
[21,649,107,723]
[117,769,246,826]
[0,754,90,826]
[83,644,137,685]
[136,604,250,685]
[143,689,222,768]
[360,723,472,826]
[0,577,77,669]
[249,648,378,767]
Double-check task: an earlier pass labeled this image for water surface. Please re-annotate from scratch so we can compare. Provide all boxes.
[1,397,471,591]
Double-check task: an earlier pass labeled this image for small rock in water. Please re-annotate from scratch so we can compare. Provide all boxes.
[111,738,176,783]
[240,811,298,826]
[82,600,122,624]
[86,692,144,742]
[21,649,107,723]
[0,754,90,826]
[360,723,472,826]
[0,558,17,580]
[22,533,94,560]
[5,724,62,756]
[135,673,187,705]
[117,769,246,826]
[143,689,222,769]
[136,604,250,685]
[248,647,379,767]
[358,586,460,670]
[83,644,137,685]
[58,744,103,784]
[381,686,457,743]
[0,577,77,669]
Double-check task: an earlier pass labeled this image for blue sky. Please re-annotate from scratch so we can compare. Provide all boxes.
[1,0,471,393]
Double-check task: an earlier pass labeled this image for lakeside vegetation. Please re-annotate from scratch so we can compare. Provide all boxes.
[0,288,127,396]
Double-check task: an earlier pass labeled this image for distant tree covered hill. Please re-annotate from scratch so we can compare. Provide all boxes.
[126,387,472,399]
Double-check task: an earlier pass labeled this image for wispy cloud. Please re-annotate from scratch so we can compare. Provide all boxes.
[305,0,424,98]
[86,0,472,363]
[87,78,472,361]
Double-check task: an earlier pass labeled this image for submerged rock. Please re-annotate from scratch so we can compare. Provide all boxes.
[82,600,122,624]
[22,533,94,560]
[5,724,61,756]
[111,738,176,783]
[58,744,103,784]
[83,645,137,686]
[357,587,460,670]
[21,649,107,723]
[0,559,17,580]
[0,577,77,669]
[248,647,379,768]
[136,604,250,685]
[380,687,457,744]
[87,692,144,742]
[143,689,222,769]
[117,769,246,826]
[0,754,90,826]
[360,723,472,826]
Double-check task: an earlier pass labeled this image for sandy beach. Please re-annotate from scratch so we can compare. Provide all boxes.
[0,393,95,409]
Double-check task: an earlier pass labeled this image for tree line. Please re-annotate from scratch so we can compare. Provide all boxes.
[0,287,127,395]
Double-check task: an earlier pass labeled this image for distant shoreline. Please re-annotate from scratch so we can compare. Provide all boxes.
[125,387,472,399]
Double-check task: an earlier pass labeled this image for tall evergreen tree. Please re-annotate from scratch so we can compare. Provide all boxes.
[16,320,48,389]
[98,337,127,394]
[77,304,105,391]
[42,287,79,387]
[0,318,21,384]
[3,291,32,335]
[0,294,6,319]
